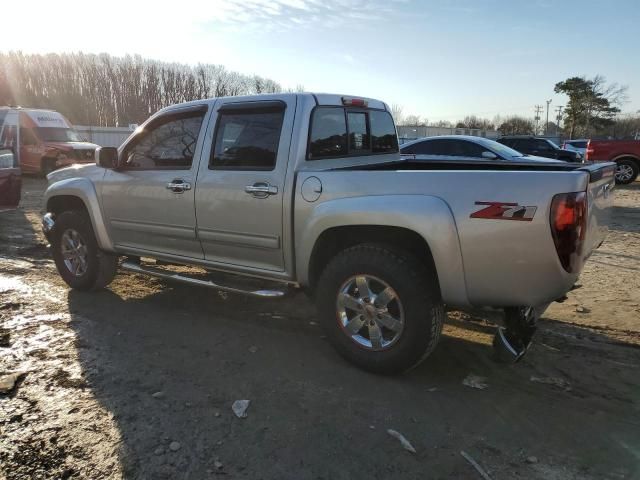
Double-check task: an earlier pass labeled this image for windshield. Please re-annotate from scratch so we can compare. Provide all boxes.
[475,137,525,158]
[34,127,84,143]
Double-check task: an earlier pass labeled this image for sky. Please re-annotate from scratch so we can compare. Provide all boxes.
[3,0,640,123]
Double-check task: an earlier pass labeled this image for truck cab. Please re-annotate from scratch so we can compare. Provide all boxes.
[0,107,99,176]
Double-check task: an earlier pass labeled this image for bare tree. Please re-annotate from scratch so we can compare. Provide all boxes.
[390,104,404,124]
[456,115,495,130]
[400,114,426,126]
[497,116,535,135]
[432,120,453,128]
[0,51,285,126]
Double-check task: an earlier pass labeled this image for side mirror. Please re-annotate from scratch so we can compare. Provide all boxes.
[96,147,119,169]
[481,151,498,160]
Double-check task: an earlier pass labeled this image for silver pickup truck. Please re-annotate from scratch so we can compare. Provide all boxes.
[42,93,615,374]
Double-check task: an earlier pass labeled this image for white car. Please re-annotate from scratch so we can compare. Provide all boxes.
[400,135,563,163]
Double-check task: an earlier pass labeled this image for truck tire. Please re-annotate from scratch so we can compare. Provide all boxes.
[615,158,639,185]
[50,210,118,291]
[315,244,444,374]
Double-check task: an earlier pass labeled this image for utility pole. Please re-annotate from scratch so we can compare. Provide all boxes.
[545,99,552,135]
[555,105,564,135]
[534,105,543,135]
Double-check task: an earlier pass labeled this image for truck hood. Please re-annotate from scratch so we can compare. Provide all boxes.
[45,141,100,151]
[46,163,103,184]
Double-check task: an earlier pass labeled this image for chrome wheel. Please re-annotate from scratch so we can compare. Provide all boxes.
[336,274,404,351]
[60,229,88,277]
[616,164,634,183]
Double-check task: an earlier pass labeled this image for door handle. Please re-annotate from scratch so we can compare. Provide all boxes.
[245,182,278,198]
[166,180,192,193]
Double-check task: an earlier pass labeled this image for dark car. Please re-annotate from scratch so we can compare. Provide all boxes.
[497,136,581,162]
[0,148,21,211]
[400,135,563,163]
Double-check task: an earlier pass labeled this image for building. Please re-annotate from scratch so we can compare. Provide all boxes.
[75,125,135,147]
[397,125,500,144]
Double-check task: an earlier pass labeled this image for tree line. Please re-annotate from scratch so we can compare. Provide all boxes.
[394,75,637,139]
[0,51,290,127]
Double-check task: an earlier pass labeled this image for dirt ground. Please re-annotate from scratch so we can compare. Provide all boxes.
[1,177,639,480]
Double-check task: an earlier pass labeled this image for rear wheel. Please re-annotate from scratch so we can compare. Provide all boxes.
[315,244,444,374]
[50,210,118,291]
[615,158,639,185]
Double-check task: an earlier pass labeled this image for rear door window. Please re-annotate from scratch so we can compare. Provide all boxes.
[453,140,486,157]
[210,108,285,171]
[509,139,529,151]
[534,139,554,151]
[401,139,447,155]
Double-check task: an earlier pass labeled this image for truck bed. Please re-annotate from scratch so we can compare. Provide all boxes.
[337,157,598,173]
[294,160,615,309]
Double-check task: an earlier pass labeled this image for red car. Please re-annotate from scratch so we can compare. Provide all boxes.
[0,107,99,176]
[0,147,20,211]
[585,139,640,184]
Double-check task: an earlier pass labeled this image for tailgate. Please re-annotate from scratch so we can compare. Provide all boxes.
[580,162,616,256]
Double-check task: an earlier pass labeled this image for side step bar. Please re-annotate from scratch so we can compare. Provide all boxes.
[121,261,286,298]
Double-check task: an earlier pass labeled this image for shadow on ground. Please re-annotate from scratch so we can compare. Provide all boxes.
[65,278,640,479]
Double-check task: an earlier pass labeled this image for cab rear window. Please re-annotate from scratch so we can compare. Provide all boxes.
[308,107,398,160]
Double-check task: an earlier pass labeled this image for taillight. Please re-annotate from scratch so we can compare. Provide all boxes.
[550,192,587,273]
[585,140,594,160]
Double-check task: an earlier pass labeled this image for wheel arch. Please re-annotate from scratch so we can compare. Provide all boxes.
[612,154,640,164]
[308,225,438,290]
[296,195,469,306]
[44,178,115,251]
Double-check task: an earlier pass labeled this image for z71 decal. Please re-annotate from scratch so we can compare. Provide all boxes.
[470,201,537,221]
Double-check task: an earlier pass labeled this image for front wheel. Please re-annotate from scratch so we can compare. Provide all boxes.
[50,210,118,291]
[315,244,444,374]
[615,158,639,185]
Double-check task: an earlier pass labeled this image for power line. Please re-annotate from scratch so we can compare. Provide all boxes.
[545,99,552,135]
[555,105,564,134]
[534,105,543,134]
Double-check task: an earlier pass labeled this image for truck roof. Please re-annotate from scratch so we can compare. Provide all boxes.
[0,106,64,113]
[160,93,389,114]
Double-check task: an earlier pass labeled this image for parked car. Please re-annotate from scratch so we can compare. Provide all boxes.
[42,93,614,373]
[0,147,20,211]
[0,107,99,176]
[585,139,640,184]
[400,135,563,163]
[497,136,581,162]
[561,139,589,157]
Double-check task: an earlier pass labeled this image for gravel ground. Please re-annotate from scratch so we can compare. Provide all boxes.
[1,177,639,479]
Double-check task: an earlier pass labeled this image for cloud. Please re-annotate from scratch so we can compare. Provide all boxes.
[205,0,402,30]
